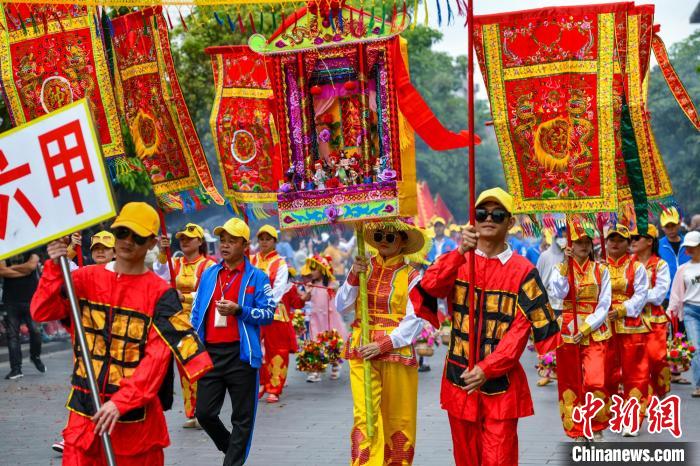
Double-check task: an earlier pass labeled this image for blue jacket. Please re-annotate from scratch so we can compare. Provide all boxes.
[427,237,457,263]
[191,258,275,369]
[658,235,691,299]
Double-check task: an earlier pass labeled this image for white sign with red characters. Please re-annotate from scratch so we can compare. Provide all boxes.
[0,99,116,260]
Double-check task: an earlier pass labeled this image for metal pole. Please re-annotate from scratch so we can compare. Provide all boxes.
[466,0,477,371]
[59,256,117,466]
[355,224,375,438]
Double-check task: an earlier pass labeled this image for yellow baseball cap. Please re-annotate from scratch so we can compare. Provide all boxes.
[660,207,680,227]
[176,223,204,240]
[431,216,447,226]
[214,218,250,241]
[256,224,279,241]
[476,187,513,214]
[605,224,631,240]
[90,231,115,249]
[111,202,160,237]
[288,266,298,277]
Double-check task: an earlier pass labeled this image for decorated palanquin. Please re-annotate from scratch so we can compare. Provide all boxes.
[207,0,474,228]
[110,8,224,211]
[474,2,681,233]
[0,4,124,160]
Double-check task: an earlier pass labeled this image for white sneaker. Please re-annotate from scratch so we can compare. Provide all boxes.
[592,431,604,442]
[622,426,639,437]
[52,440,64,454]
[306,372,321,383]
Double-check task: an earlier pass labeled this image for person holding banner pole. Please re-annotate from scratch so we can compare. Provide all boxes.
[30,202,213,465]
[548,222,612,441]
[411,188,561,466]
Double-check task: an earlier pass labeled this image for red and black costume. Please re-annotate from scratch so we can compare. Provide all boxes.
[31,261,212,465]
[411,248,560,466]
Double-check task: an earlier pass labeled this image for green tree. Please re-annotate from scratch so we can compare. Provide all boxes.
[647,30,700,216]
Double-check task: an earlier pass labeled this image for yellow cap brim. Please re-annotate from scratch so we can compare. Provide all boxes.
[91,239,115,250]
[176,231,202,240]
[214,226,249,241]
[110,219,154,238]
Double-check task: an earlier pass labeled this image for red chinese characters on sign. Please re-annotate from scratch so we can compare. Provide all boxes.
[0,150,41,240]
[609,394,641,435]
[647,394,682,438]
[572,392,605,439]
[38,120,95,214]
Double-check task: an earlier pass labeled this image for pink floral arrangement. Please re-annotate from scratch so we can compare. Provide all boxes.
[667,332,696,373]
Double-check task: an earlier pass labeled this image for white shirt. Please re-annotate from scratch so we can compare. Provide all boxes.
[645,260,671,307]
[335,261,424,349]
[681,262,700,305]
[623,263,649,318]
[537,242,565,310]
[548,262,612,334]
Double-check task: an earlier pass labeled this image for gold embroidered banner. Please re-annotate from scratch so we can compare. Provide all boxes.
[111,7,224,211]
[0,4,124,160]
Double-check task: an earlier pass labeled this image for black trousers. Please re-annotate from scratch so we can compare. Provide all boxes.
[3,303,42,371]
[196,342,258,466]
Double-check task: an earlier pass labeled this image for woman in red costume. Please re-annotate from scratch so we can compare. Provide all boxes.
[631,225,672,400]
[548,222,612,441]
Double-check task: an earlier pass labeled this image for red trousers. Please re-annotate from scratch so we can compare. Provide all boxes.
[448,414,518,466]
[63,443,164,465]
[606,332,649,411]
[556,340,609,438]
[647,323,670,399]
[260,321,297,396]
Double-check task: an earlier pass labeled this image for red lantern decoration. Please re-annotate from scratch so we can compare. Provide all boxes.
[310,85,323,95]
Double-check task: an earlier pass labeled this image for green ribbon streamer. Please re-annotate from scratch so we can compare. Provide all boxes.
[620,97,649,234]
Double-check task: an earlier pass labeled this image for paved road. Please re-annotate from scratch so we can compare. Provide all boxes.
[1,345,698,465]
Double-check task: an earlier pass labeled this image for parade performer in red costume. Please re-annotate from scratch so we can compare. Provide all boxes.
[631,225,671,399]
[31,202,213,465]
[411,188,561,466]
[252,225,304,403]
[548,222,612,441]
[155,222,216,428]
[604,224,649,437]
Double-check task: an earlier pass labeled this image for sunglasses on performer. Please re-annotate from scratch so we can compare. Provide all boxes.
[631,235,652,242]
[373,231,398,244]
[475,208,509,224]
[113,227,150,246]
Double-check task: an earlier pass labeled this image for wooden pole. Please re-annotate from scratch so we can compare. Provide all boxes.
[157,209,177,288]
[466,0,477,370]
[355,224,375,438]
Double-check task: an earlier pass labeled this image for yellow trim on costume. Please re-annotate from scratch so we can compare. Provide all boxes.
[222,88,274,99]
[502,60,597,80]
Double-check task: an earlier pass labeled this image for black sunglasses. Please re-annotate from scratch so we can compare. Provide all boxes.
[373,231,397,244]
[113,227,150,246]
[475,208,509,224]
[631,235,651,242]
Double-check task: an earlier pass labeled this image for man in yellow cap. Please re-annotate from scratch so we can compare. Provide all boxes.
[31,202,213,465]
[604,223,649,437]
[427,216,457,263]
[190,218,275,466]
[659,207,691,303]
[250,224,293,403]
[154,222,217,428]
[411,187,560,466]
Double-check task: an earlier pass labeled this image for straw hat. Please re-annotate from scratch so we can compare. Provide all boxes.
[301,255,334,278]
[363,220,426,256]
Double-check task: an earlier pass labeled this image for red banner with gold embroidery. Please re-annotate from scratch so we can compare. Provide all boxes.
[474,3,630,214]
[206,45,284,206]
[111,8,223,211]
[0,4,124,160]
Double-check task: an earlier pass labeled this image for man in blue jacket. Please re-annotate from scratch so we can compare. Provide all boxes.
[659,207,691,301]
[191,217,275,466]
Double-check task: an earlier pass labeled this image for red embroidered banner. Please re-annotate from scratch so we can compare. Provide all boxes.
[474,3,631,214]
[111,8,223,211]
[0,5,124,159]
[206,45,283,206]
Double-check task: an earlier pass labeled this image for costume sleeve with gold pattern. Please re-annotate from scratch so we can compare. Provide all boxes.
[517,268,561,354]
[410,249,466,329]
[152,288,213,383]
